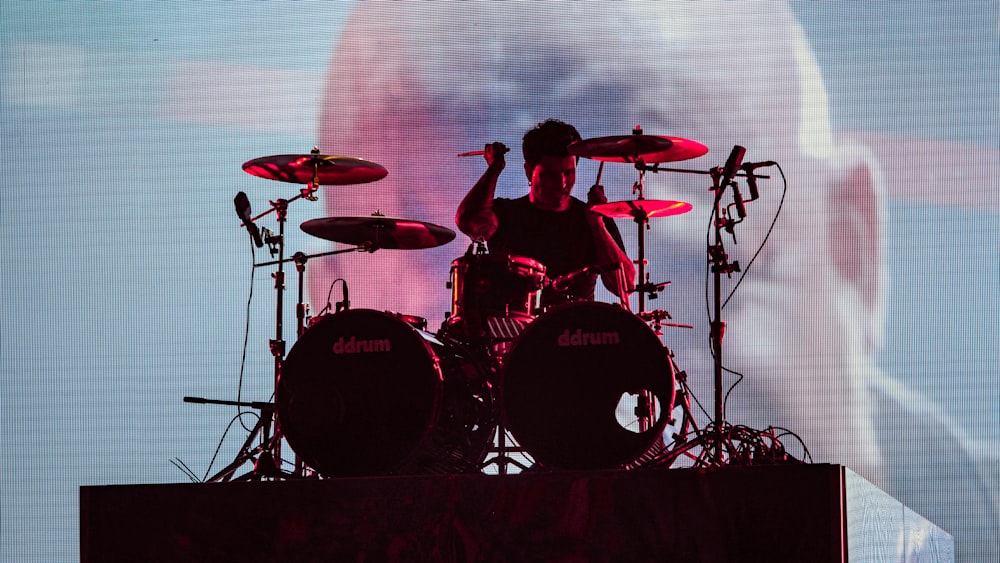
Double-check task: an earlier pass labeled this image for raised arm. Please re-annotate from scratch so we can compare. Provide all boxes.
[455,142,507,240]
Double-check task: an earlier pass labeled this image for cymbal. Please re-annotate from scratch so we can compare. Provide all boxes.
[590,199,693,220]
[242,154,388,185]
[569,134,708,163]
[300,215,456,250]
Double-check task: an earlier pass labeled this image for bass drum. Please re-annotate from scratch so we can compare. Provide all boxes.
[278,309,494,477]
[502,302,675,470]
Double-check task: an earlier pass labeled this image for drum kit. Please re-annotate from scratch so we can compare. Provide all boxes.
[187,127,784,481]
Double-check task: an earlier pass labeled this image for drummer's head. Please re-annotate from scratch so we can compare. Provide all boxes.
[522,119,581,169]
[320,0,883,474]
[523,119,581,211]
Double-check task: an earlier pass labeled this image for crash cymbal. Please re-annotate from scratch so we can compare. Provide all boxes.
[300,215,456,250]
[569,134,708,163]
[242,153,388,185]
[590,199,693,220]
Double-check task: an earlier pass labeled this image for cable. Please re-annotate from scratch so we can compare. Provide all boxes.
[169,457,200,483]
[201,411,261,482]
[236,236,257,432]
[316,278,347,317]
[722,163,788,309]
[721,365,744,420]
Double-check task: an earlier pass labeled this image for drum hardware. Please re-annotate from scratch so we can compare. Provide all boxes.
[186,149,394,482]
[230,157,455,478]
[470,346,534,476]
[479,425,534,475]
[574,127,699,432]
[201,242,367,482]
[573,127,698,315]
[180,397,291,480]
[636,309,695,335]
[215,187,298,481]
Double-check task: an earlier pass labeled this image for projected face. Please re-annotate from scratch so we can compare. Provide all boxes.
[311,0,883,480]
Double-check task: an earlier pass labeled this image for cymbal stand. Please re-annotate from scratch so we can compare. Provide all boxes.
[625,163,666,432]
[208,169,324,481]
[628,162,667,316]
[255,246,364,338]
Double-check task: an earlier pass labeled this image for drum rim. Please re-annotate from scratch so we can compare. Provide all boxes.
[450,252,546,274]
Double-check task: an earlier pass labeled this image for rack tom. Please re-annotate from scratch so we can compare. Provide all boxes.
[442,253,546,342]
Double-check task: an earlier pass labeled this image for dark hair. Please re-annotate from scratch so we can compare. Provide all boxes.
[522,119,582,169]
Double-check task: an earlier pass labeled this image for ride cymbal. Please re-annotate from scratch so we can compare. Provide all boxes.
[569,134,708,163]
[590,199,693,220]
[300,215,456,250]
[242,153,388,185]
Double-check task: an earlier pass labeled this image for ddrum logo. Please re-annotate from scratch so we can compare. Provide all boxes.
[557,328,620,347]
[332,336,391,354]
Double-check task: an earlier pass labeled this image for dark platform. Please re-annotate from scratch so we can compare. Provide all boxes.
[80,464,952,562]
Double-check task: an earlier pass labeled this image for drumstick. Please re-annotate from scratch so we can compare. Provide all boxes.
[594,160,605,186]
[617,268,632,312]
[457,145,510,158]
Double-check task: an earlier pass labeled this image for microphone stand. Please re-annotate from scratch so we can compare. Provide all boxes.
[200,197,292,482]
[633,159,767,466]
[708,168,736,465]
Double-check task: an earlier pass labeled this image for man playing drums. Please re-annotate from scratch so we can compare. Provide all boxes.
[455,119,636,308]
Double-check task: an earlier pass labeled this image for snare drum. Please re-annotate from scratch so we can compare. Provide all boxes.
[278,309,494,477]
[442,253,546,341]
[501,301,676,470]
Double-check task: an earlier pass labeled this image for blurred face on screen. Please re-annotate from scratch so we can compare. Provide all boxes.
[312,1,884,480]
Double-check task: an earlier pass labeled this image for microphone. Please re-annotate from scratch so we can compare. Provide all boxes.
[740,161,775,201]
[741,160,776,171]
[233,191,263,248]
[336,280,350,312]
[719,145,746,187]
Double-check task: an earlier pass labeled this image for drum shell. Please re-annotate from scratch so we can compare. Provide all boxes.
[447,254,545,326]
[278,309,493,477]
[501,302,676,470]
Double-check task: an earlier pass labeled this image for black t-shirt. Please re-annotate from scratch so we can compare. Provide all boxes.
[489,196,622,306]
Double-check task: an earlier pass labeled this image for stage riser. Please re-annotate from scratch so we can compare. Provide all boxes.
[80,464,952,562]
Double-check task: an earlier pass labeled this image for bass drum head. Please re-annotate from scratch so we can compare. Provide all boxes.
[278,309,441,477]
[502,302,675,470]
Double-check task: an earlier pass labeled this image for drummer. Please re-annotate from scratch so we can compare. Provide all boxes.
[455,119,636,308]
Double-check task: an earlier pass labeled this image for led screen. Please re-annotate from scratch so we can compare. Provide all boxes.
[1,1,997,560]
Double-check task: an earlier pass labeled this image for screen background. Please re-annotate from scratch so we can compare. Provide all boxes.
[1,1,997,560]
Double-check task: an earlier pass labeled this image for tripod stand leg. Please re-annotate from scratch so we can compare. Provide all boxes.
[206,410,289,482]
[206,416,263,483]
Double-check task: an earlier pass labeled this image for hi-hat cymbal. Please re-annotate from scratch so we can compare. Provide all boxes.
[242,153,388,185]
[590,199,693,220]
[569,134,708,163]
[300,215,456,250]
